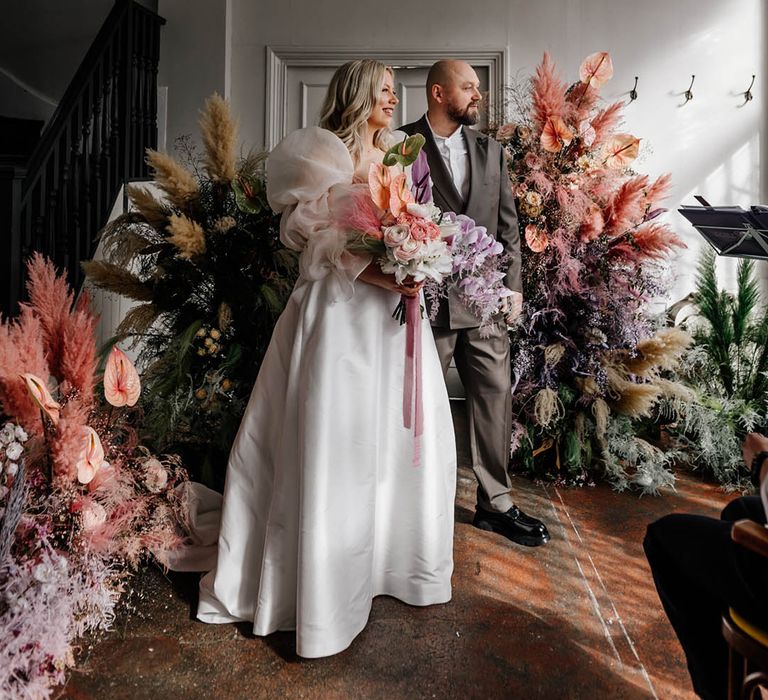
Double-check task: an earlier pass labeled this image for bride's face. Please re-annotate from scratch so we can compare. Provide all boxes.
[367,72,398,131]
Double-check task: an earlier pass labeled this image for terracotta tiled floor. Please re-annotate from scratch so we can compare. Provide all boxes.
[64,404,734,699]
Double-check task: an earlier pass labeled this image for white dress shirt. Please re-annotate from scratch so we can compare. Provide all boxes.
[426,114,470,202]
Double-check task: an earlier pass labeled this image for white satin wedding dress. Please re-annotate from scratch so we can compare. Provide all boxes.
[196,127,457,658]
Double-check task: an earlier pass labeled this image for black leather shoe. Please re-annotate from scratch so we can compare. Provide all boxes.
[472,505,550,547]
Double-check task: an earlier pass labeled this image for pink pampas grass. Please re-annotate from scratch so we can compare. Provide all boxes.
[0,307,49,433]
[608,223,686,263]
[604,175,649,236]
[590,102,624,147]
[59,292,99,404]
[531,53,567,131]
[50,397,90,481]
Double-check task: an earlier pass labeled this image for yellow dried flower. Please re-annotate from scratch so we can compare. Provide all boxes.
[199,93,238,183]
[166,214,206,259]
[195,388,207,400]
[213,216,237,233]
[209,328,221,340]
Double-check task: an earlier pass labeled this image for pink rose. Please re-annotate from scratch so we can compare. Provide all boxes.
[496,122,517,141]
[524,152,542,170]
[76,498,107,530]
[383,224,410,247]
[144,457,169,493]
[393,238,422,263]
[397,212,441,242]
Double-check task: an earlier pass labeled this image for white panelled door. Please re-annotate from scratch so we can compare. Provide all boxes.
[284,64,490,135]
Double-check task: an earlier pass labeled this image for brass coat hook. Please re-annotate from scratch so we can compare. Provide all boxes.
[629,76,639,101]
[683,75,695,104]
[744,75,756,102]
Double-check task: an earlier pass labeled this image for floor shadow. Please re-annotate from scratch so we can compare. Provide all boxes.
[454,503,474,524]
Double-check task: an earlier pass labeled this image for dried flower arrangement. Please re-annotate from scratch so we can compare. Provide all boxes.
[0,256,190,696]
[489,52,690,491]
[83,95,296,488]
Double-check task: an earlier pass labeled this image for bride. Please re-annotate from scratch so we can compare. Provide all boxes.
[196,59,457,658]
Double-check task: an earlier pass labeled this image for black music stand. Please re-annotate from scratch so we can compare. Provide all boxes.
[679,196,768,260]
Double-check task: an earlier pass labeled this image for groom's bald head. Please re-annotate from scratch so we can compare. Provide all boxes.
[426,60,482,126]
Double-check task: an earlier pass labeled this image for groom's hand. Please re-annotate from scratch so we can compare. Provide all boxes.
[501,291,523,325]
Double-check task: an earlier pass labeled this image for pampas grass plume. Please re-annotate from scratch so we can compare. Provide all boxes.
[590,101,624,146]
[82,261,154,301]
[531,53,567,130]
[0,307,48,433]
[126,184,170,229]
[611,383,662,418]
[59,292,99,402]
[146,149,199,209]
[50,398,90,481]
[166,214,207,259]
[626,327,692,375]
[200,93,238,183]
[604,175,648,235]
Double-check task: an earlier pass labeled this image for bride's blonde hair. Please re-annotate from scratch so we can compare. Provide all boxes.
[319,59,393,165]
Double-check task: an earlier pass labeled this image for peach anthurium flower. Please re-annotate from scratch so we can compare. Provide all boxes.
[525,224,549,253]
[104,346,141,407]
[540,116,574,153]
[604,134,641,169]
[368,163,395,211]
[579,51,614,89]
[76,426,105,485]
[389,173,415,217]
[20,373,60,425]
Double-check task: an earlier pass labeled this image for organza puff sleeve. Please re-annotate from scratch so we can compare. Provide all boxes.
[267,127,371,301]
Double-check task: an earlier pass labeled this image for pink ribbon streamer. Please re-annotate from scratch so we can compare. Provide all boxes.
[402,294,423,466]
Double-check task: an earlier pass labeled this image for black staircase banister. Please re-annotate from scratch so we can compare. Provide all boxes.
[22,1,129,193]
[3,0,166,316]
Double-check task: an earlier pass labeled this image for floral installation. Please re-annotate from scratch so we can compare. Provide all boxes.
[489,52,691,492]
[0,255,190,697]
[83,94,295,488]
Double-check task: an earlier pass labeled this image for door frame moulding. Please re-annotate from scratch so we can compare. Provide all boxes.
[265,46,508,149]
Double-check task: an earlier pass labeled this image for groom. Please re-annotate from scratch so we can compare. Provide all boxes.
[400,60,549,547]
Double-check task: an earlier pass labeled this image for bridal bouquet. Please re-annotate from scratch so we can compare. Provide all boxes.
[337,135,512,463]
[340,134,511,327]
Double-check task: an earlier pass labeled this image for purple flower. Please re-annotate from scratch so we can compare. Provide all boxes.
[410,150,433,204]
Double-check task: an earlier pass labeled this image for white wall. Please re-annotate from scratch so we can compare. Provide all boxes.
[158,0,766,302]
[157,0,229,156]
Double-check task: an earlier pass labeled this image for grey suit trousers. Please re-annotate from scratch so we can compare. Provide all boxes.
[432,323,514,513]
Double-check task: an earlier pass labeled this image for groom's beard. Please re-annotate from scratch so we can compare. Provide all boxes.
[447,102,480,126]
